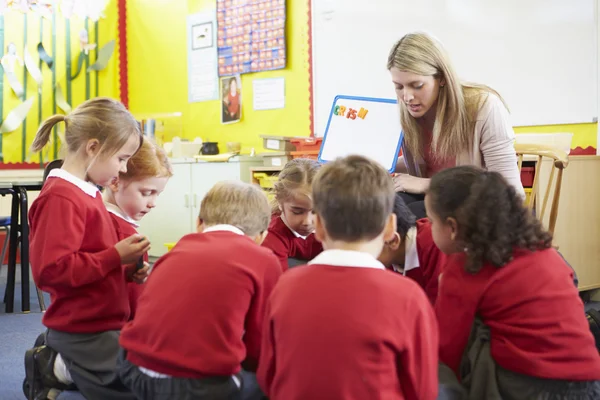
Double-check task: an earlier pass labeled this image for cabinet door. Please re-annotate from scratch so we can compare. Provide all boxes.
[190,163,241,224]
[138,163,193,258]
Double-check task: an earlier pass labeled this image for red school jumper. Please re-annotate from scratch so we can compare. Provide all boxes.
[389,219,446,305]
[258,249,439,400]
[261,215,323,271]
[437,247,600,380]
[29,169,128,333]
[105,202,147,320]
[119,225,282,378]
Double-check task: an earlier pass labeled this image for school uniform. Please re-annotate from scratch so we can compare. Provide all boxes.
[436,247,600,384]
[257,249,439,400]
[261,214,323,271]
[389,219,445,305]
[28,168,134,400]
[118,225,282,400]
[105,202,146,320]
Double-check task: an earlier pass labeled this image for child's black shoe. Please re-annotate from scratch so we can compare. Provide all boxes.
[23,345,76,400]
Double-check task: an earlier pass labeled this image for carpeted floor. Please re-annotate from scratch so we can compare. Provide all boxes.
[0,265,48,400]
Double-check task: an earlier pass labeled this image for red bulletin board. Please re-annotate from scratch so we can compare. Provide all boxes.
[217,0,286,76]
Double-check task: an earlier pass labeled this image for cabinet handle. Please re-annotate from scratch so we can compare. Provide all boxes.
[184,194,189,208]
[193,194,198,208]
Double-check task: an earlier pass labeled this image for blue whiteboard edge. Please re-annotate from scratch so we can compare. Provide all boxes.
[318,95,402,173]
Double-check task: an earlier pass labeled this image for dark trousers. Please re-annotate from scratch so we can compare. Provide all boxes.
[118,349,265,400]
[46,329,135,400]
[397,192,427,219]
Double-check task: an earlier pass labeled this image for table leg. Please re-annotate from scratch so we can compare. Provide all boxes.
[4,189,19,313]
[18,187,30,313]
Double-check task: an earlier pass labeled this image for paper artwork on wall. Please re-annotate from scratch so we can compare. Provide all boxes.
[0,96,34,134]
[1,42,25,98]
[87,39,114,72]
[55,84,72,113]
[79,29,96,54]
[23,45,43,89]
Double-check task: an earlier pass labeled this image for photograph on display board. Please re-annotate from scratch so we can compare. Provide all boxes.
[221,75,242,124]
[216,0,286,76]
[192,21,214,50]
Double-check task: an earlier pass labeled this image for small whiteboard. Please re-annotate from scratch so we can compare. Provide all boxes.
[318,96,403,173]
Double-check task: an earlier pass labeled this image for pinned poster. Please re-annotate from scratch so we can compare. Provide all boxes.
[318,95,403,173]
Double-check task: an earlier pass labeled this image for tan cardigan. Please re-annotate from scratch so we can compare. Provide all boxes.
[401,94,525,197]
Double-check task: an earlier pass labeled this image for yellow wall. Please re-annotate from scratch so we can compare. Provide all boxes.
[514,123,596,150]
[127,0,312,153]
[1,1,120,163]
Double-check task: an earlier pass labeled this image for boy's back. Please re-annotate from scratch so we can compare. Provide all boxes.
[260,250,438,400]
[119,228,281,378]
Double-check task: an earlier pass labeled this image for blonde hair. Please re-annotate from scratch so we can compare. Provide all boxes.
[271,158,321,213]
[387,32,507,160]
[200,181,271,237]
[31,97,142,160]
[312,155,394,241]
[120,137,173,182]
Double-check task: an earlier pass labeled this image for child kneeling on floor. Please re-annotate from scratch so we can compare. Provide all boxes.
[104,136,173,320]
[430,166,600,399]
[24,98,150,400]
[118,180,282,400]
[257,155,439,400]
[378,193,446,305]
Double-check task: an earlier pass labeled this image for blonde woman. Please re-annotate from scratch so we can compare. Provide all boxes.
[388,32,524,217]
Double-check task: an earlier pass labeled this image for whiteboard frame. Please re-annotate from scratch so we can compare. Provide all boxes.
[318,95,404,173]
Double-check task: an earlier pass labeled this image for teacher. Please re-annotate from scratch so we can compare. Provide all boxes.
[387,32,524,218]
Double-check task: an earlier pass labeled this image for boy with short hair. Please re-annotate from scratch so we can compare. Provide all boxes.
[118,180,282,400]
[257,155,439,400]
[378,194,446,305]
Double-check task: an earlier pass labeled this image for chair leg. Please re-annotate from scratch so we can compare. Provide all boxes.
[36,287,46,312]
[0,226,8,304]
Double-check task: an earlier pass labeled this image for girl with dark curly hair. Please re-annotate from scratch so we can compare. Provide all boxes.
[426,165,600,398]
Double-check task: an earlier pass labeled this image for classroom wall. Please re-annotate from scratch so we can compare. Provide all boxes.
[514,123,596,151]
[126,0,312,153]
[1,1,120,163]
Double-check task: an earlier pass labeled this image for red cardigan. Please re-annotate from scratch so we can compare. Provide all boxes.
[436,248,600,380]
[258,251,439,400]
[29,178,127,333]
[394,219,445,305]
[261,215,323,271]
[120,230,282,378]
[107,209,147,320]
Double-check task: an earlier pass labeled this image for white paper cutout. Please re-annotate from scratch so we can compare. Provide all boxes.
[79,29,96,54]
[1,43,25,97]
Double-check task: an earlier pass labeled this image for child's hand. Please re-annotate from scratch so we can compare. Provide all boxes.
[115,234,150,265]
[124,261,150,283]
[129,262,150,284]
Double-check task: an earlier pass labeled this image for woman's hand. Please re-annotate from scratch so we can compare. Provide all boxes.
[392,173,430,194]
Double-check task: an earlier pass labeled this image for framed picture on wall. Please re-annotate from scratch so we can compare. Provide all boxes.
[221,75,242,124]
[192,22,214,50]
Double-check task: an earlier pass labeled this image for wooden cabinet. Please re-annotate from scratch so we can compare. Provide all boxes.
[138,158,262,257]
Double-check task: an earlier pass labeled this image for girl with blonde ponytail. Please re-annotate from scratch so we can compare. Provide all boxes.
[387,32,524,218]
[25,97,148,400]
